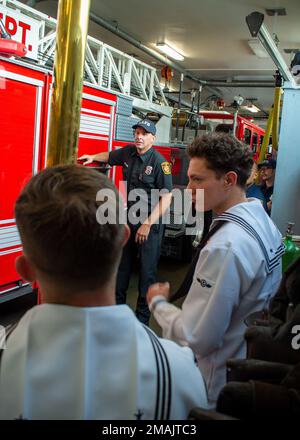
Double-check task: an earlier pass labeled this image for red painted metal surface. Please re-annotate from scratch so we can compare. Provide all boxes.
[78,96,115,157]
[0,60,45,293]
[0,38,27,57]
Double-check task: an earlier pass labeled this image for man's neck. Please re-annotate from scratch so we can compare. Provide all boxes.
[136,145,152,155]
[214,190,247,216]
[39,281,116,307]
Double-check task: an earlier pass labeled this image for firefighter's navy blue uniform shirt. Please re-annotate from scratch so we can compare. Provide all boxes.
[108,144,173,222]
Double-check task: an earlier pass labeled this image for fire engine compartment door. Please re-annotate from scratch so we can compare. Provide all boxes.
[0,70,43,293]
[78,93,116,158]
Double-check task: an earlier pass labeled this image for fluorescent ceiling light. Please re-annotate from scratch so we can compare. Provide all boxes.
[248,39,268,58]
[242,103,261,113]
[156,42,184,61]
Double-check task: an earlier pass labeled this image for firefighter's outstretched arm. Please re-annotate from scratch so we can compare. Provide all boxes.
[78,152,109,165]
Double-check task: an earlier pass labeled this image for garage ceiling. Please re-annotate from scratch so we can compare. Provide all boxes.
[21,0,300,123]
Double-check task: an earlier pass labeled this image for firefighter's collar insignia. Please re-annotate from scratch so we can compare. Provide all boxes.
[197,278,212,288]
[161,161,171,175]
[145,165,153,175]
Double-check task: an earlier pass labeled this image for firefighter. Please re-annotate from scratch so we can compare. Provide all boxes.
[79,119,173,325]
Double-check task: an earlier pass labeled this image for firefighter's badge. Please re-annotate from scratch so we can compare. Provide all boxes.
[145,165,153,175]
[161,161,171,175]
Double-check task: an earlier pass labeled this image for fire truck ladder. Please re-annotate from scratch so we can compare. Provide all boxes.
[0,0,168,110]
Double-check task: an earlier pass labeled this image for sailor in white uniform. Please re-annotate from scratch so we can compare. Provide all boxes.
[147,134,283,408]
[0,165,207,420]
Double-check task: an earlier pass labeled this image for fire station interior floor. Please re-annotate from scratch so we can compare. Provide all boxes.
[0,257,189,335]
[129,257,188,335]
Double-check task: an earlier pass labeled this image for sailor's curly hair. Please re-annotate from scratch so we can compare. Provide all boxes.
[187,133,253,187]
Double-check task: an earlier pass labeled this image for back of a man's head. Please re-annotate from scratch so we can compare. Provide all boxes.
[15,165,125,291]
[188,133,253,187]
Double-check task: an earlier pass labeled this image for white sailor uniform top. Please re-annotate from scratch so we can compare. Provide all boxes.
[151,199,284,407]
[0,304,207,419]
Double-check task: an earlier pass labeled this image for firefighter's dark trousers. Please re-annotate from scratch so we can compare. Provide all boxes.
[116,223,164,325]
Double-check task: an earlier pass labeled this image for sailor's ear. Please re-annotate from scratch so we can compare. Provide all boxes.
[15,254,36,282]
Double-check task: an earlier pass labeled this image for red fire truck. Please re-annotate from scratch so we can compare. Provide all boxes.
[0,1,265,303]
[0,55,189,303]
[0,0,187,303]
[200,111,265,161]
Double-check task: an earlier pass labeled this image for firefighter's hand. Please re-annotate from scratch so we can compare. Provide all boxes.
[135,223,151,244]
[78,154,94,165]
[147,282,170,304]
